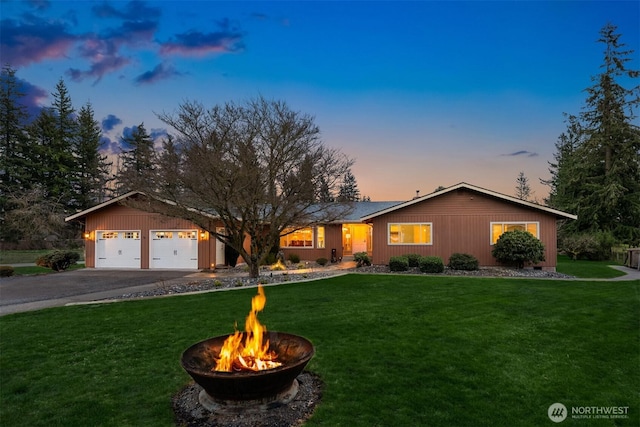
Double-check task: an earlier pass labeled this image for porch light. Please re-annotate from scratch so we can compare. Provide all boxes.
[200,231,207,239]
[83,231,91,239]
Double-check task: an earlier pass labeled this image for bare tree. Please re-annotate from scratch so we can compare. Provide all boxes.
[127,96,353,277]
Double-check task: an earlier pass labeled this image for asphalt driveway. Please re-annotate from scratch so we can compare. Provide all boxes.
[0,269,204,316]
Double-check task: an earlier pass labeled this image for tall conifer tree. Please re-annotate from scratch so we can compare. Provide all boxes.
[547,23,640,243]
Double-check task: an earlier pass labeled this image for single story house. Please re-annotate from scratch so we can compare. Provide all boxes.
[65,183,576,271]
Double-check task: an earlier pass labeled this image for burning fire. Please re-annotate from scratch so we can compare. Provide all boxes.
[214,284,282,372]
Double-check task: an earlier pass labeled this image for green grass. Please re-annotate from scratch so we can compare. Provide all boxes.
[10,264,85,276]
[557,255,626,278]
[1,275,638,426]
[0,249,84,264]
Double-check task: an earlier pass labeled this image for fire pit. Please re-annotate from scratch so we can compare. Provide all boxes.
[180,285,316,414]
[181,332,314,408]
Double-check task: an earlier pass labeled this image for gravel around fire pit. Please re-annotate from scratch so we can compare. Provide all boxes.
[105,265,575,301]
[173,371,323,427]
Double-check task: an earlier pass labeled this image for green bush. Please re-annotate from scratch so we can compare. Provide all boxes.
[0,265,15,277]
[35,250,80,271]
[419,256,445,273]
[492,230,545,268]
[448,253,479,271]
[353,252,371,267]
[405,253,422,268]
[261,252,277,265]
[560,231,616,261]
[316,257,328,266]
[288,253,301,264]
[389,256,409,272]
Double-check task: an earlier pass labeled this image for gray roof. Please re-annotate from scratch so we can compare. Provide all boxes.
[339,201,404,222]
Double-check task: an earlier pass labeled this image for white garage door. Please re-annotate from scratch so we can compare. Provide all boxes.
[96,231,141,268]
[149,230,198,269]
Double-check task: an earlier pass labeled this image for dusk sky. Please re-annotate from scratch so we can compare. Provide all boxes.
[2,0,639,202]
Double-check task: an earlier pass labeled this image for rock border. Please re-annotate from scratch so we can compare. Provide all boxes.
[173,371,323,427]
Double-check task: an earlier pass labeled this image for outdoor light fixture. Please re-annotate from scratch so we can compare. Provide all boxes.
[200,231,207,239]
[83,231,91,239]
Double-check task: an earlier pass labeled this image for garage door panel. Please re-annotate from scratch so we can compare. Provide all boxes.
[96,230,141,268]
[150,230,198,269]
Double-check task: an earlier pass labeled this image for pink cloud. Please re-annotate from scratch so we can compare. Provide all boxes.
[0,17,77,66]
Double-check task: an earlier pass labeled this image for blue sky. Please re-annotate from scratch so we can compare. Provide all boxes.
[2,0,639,201]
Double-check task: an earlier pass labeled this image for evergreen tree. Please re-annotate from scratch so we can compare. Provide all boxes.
[43,79,77,210]
[337,170,360,202]
[515,171,532,201]
[0,65,30,240]
[116,123,155,193]
[0,66,29,190]
[75,102,112,209]
[316,176,334,202]
[546,23,640,244]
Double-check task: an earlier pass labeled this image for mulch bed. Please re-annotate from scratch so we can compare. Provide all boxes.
[172,371,323,427]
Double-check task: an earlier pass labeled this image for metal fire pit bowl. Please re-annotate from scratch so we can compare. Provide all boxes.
[181,332,315,402]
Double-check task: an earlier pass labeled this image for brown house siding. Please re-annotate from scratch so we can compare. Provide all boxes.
[368,189,559,269]
[280,224,343,262]
[83,204,218,269]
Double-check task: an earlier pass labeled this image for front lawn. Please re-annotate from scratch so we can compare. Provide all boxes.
[1,274,638,426]
[556,254,626,278]
[0,249,84,264]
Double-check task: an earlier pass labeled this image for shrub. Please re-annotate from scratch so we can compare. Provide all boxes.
[262,252,277,265]
[405,253,422,268]
[448,253,479,271]
[288,253,301,264]
[316,257,328,266]
[0,266,14,277]
[560,231,616,261]
[35,250,80,271]
[492,230,545,268]
[389,256,409,272]
[419,256,445,273]
[353,252,371,267]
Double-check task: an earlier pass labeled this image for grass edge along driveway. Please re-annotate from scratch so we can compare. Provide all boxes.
[1,274,638,426]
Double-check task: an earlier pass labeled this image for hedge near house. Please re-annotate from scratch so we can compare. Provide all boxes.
[36,250,80,271]
[491,230,545,269]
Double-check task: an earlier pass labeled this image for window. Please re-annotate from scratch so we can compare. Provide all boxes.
[280,227,314,248]
[178,231,197,239]
[101,231,118,239]
[388,223,432,245]
[490,222,539,244]
[123,232,140,239]
[316,226,325,249]
[155,231,173,239]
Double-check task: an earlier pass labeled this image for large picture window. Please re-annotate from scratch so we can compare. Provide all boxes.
[490,222,539,245]
[388,223,432,245]
[280,227,314,248]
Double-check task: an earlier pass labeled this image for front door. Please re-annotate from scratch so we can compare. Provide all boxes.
[343,224,371,255]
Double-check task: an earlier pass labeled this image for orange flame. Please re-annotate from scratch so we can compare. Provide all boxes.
[214,285,282,372]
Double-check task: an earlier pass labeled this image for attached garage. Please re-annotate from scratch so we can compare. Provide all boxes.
[66,191,220,270]
[149,230,198,269]
[95,230,141,268]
